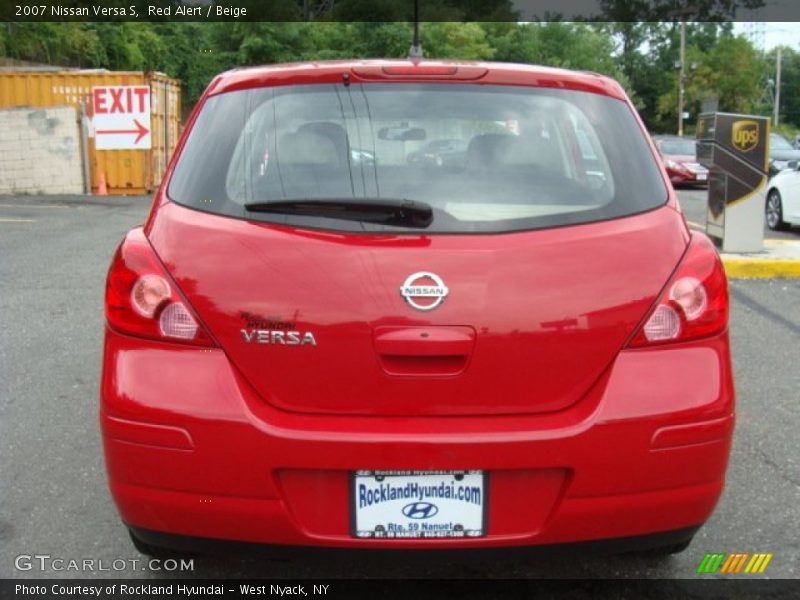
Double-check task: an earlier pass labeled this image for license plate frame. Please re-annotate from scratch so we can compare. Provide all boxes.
[350,470,488,539]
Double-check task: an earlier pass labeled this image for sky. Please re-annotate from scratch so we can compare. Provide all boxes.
[733,22,800,51]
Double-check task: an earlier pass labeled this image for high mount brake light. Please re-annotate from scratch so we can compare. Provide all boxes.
[351,65,488,80]
[628,233,728,347]
[383,66,457,76]
[105,228,215,347]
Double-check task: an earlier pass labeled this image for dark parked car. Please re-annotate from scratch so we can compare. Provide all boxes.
[769,133,800,175]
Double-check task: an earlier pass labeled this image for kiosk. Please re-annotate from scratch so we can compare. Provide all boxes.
[696,112,770,253]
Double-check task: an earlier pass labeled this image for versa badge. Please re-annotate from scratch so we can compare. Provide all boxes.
[240,329,317,346]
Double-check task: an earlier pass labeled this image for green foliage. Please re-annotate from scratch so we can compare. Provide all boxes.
[422,22,494,59]
[3,23,105,67]
[0,18,786,133]
[768,47,800,128]
[653,29,766,132]
[709,34,765,113]
[485,22,620,73]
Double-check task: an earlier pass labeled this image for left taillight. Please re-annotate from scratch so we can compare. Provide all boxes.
[627,232,728,348]
[105,228,216,347]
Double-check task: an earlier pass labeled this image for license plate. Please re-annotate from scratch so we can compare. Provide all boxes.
[351,470,486,539]
[696,172,707,181]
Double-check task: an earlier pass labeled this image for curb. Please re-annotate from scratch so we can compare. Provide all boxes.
[721,257,800,279]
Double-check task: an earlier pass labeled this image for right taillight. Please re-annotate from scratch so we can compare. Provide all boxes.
[105,228,216,347]
[627,232,728,348]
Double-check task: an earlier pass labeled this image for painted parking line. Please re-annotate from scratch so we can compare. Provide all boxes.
[685,220,798,246]
[764,239,800,245]
[0,203,77,209]
[0,217,36,223]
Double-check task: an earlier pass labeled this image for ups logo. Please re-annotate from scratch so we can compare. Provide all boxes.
[731,120,759,152]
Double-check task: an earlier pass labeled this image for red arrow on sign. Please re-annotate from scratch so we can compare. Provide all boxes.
[96,119,149,145]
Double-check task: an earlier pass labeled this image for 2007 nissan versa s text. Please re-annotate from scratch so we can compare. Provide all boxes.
[100,60,734,556]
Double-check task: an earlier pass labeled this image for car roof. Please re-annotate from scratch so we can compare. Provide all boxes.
[205,59,628,101]
[652,135,694,141]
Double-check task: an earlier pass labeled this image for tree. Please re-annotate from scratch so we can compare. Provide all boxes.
[0,19,769,123]
[654,30,765,133]
[708,34,765,113]
[487,23,618,71]
[767,47,800,128]
[422,22,494,59]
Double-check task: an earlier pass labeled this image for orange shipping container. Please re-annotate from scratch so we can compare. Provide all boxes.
[0,69,181,195]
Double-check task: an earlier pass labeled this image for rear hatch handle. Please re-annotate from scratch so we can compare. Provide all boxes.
[373,326,476,376]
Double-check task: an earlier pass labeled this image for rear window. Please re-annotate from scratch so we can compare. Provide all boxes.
[168,83,667,233]
[659,140,697,156]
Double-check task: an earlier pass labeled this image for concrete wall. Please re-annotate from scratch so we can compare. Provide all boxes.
[0,106,83,194]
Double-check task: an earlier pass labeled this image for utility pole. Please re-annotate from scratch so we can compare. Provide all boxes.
[678,20,686,137]
[774,47,782,128]
[409,0,422,58]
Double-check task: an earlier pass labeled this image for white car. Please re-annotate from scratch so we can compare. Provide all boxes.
[766,168,800,230]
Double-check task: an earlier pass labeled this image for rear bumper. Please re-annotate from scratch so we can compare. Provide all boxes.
[100,327,735,549]
[130,524,700,557]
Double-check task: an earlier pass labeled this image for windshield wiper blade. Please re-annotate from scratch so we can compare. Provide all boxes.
[243,198,433,228]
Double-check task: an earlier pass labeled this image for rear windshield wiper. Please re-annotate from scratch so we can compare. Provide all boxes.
[243,198,433,228]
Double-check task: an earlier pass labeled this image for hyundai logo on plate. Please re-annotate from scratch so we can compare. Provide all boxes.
[402,501,439,520]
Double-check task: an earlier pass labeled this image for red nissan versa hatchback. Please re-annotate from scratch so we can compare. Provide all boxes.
[101,60,734,557]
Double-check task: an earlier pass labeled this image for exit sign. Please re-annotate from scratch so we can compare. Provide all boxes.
[91,86,151,150]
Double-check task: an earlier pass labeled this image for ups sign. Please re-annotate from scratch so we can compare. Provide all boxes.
[731,120,759,153]
[699,112,768,177]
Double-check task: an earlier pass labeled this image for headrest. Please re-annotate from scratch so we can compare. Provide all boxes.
[466,133,556,169]
[465,134,516,168]
[503,134,554,166]
[297,121,350,166]
[277,131,338,166]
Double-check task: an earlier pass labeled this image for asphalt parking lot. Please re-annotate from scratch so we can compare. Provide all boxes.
[0,192,798,582]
